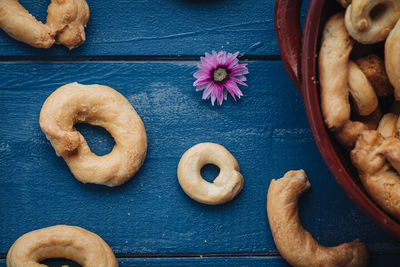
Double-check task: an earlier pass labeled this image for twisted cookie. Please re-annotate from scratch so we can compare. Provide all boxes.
[47,0,90,49]
[267,170,369,267]
[0,0,89,49]
[39,83,147,187]
[351,130,400,220]
[6,225,118,267]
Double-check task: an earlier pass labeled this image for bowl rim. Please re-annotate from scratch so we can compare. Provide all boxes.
[301,0,400,239]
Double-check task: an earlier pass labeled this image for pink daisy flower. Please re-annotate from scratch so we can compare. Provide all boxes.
[193,51,249,106]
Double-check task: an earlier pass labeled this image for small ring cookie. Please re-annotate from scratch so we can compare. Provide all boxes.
[39,82,147,187]
[177,143,244,205]
[344,0,400,44]
[6,225,118,267]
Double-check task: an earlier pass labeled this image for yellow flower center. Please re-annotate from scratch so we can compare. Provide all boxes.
[213,67,229,83]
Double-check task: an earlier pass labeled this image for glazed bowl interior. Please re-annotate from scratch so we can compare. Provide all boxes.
[301,0,400,238]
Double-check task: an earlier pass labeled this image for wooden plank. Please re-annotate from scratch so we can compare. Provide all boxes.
[0,0,305,57]
[0,61,399,256]
[1,255,400,266]
[0,257,288,267]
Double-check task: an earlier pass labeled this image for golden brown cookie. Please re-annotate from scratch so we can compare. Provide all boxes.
[267,170,369,267]
[351,130,400,220]
[0,0,89,49]
[39,82,147,187]
[345,0,400,44]
[385,19,400,100]
[319,12,353,130]
[356,55,394,97]
[6,225,118,267]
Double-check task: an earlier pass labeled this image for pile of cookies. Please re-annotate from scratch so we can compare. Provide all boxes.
[319,0,400,220]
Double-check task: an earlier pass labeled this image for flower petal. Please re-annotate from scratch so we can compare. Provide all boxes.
[211,93,216,106]
[224,51,240,67]
[200,56,213,69]
[194,77,212,86]
[225,81,243,100]
[196,81,212,92]
[217,51,227,66]
[230,63,248,73]
[230,77,248,87]
[237,75,247,82]
[193,70,210,80]
[202,83,215,99]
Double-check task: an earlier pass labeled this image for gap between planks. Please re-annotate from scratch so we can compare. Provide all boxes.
[0,55,282,63]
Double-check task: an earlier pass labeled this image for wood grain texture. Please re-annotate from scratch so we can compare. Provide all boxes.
[0,257,289,267]
[0,0,300,58]
[1,255,400,266]
[0,62,399,259]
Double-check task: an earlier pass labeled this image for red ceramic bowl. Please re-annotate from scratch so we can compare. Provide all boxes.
[275,0,400,239]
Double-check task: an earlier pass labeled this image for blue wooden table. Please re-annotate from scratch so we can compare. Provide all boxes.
[0,0,399,266]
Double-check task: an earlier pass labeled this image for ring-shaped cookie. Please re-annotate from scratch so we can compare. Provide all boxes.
[6,225,118,267]
[177,143,244,205]
[385,19,400,100]
[345,0,400,44]
[39,82,147,187]
[267,170,369,267]
[0,0,89,49]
